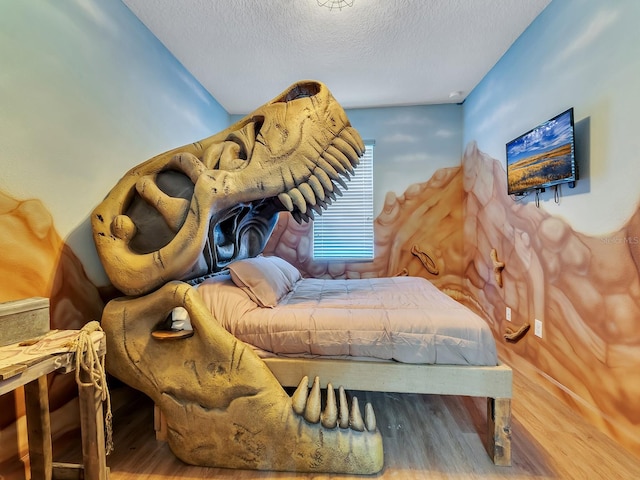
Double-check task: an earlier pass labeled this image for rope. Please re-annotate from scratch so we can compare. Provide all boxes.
[73,321,114,455]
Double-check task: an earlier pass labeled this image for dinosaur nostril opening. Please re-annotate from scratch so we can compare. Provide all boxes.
[280,82,321,103]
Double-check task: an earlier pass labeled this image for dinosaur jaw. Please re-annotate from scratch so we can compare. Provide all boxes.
[101,282,383,473]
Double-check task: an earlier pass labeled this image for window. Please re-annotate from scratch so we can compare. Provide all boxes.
[312,141,374,260]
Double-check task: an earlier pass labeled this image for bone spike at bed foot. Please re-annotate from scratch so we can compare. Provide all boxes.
[304,376,322,423]
[338,386,349,428]
[365,402,377,431]
[291,377,377,432]
[292,375,310,415]
[349,397,365,432]
[321,384,338,428]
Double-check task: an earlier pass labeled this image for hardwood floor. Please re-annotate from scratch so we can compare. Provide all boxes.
[4,360,640,479]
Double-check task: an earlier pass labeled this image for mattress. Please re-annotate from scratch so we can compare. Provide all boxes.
[196,272,498,366]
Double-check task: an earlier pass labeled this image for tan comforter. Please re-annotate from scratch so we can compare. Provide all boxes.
[197,275,498,366]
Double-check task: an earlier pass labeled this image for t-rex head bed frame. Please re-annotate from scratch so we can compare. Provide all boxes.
[92,80,383,473]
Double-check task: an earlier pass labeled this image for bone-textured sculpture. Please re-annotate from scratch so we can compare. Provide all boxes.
[102,282,382,472]
[92,81,363,296]
[93,81,383,473]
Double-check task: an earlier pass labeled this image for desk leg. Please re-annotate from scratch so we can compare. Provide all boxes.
[78,374,109,480]
[24,376,53,480]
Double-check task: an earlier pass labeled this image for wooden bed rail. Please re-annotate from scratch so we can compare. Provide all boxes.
[263,358,512,397]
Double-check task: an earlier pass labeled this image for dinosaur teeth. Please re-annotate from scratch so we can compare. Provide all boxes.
[278,192,294,212]
[292,210,303,224]
[341,127,365,156]
[349,397,365,432]
[331,138,359,168]
[321,383,338,428]
[288,188,307,214]
[317,157,342,182]
[292,376,309,415]
[314,167,334,193]
[322,149,349,176]
[304,376,322,423]
[307,175,326,201]
[365,402,376,431]
[304,209,314,221]
[338,386,349,429]
[326,145,355,174]
[333,177,347,192]
[311,203,323,215]
[292,377,377,432]
[298,183,317,206]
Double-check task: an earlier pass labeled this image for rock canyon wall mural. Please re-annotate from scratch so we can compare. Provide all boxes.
[0,190,105,470]
[264,142,640,455]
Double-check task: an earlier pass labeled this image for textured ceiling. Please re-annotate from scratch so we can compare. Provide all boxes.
[122,0,551,114]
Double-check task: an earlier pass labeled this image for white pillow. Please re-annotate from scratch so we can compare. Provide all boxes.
[227,257,292,307]
[264,256,302,285]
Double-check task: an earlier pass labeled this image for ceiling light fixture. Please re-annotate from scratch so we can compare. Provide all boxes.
[317,0,354,11]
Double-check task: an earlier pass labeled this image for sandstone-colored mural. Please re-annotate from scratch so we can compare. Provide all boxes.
[461,142,640,454]
[266,166,465,286]
[0,190,105,467]
[264,142,640,455]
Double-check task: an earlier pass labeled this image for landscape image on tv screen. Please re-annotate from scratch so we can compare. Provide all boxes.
[506,108,576,195]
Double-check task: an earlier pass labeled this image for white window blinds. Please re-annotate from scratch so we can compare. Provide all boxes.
[313,142,374,260]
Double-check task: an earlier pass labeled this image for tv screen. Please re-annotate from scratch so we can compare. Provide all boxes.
[506,108,577,196]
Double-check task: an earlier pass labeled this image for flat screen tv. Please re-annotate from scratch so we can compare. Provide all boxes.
[506,108,577,196]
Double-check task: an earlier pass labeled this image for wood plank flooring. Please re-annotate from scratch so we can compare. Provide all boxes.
[3,360,640,479]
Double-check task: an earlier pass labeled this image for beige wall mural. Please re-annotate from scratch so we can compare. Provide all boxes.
[0,190,105,468]
[264,142,640,456]
[461,142,640,453]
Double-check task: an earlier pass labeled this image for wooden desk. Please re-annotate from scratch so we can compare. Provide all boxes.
[0,329,109,480]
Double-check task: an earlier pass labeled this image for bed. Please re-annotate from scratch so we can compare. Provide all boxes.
[166,255,513,466]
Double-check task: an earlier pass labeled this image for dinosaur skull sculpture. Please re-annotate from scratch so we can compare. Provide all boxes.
[93,81,362,296]
[92,81,384,473]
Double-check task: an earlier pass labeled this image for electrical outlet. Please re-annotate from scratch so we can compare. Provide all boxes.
[534,319,543,338]
[506,306,512,321]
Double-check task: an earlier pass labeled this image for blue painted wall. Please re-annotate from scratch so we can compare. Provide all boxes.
[0,0,229,285]
[464,0,640,235]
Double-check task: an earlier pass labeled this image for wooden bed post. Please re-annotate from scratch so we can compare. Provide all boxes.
[487,397,512,466]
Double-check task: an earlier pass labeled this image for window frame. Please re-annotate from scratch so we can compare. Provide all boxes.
[312,141,375,261]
